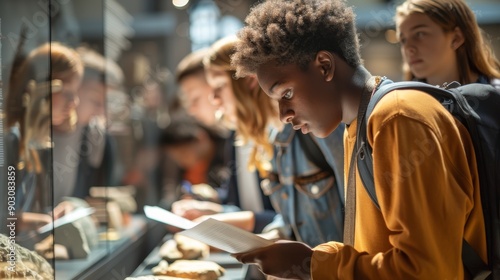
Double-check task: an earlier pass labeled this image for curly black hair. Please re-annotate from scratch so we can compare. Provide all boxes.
[232,0,361,77]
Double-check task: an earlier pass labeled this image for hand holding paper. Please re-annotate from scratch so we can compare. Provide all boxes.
[232,240,313,279]
[144,206,272,253]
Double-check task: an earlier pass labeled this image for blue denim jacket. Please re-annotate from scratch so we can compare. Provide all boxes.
[262,124,345,247]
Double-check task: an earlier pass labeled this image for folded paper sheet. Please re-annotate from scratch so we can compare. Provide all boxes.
[179,218,273,254]
[144,205,196,230]
[37,207,95,234]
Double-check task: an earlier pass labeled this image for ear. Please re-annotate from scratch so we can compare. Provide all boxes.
[451,27,465,50]
[315,51,335,82]
[245,75,259,90]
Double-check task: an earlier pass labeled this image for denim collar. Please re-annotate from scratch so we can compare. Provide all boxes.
[272,123,295,147]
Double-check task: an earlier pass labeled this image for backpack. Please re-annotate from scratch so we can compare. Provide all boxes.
[356,80,500,280]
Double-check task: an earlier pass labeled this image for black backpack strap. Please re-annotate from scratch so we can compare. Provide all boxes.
[463,240,492,280]
[356,80,491,279]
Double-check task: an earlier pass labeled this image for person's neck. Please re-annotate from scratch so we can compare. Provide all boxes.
[341,65,373,125]
[426,68,479,86]
[426,72,459,87]
[200,137,216,162]
[53,122,78,134]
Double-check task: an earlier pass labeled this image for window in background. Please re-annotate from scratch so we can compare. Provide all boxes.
[189,0,219,51]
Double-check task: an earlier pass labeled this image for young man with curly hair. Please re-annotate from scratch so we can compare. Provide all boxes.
[231,0,487,279]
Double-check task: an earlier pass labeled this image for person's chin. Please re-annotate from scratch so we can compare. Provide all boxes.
[410,67,427,80]
[52,119,63,126]
[311,131,328,138]
[309,128,325,138]
[311,126,337,138]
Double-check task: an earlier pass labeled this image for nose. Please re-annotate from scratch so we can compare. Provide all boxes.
[66,94,79,109]
[404,46,416,57]
[401,39,416,58]
[279,103,294,124]
[209,89,222,107]
[74,96,79,107]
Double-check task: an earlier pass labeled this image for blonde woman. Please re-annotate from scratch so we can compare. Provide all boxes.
[171,39,278,233]
[202,36,345,246]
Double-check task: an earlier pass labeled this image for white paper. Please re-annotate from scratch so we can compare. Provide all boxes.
[179,218,273,254]
[143,205,197,230]
[37,207,95,234]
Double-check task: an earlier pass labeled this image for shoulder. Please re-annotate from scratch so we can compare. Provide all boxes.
[476,74,500,90]
[489,78,500,90]
[5,128,20,165]
[368,89,455,136]
[6,127,20,143]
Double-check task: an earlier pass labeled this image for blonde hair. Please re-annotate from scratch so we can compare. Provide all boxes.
[176,48,210,83]
[6,42,83,172]
[204,36,279,175]
[396,0,500,84]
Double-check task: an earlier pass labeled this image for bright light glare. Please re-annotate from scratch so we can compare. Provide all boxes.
[385,29,399,44]
[173,0,189,8]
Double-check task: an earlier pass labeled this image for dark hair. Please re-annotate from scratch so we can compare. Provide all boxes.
[159,113,224,147]
[232,0,361,77]
[76,46,124,89]
[176,48,211,83]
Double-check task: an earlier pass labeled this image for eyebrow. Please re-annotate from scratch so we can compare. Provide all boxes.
[269,81,282,96]
[399,24,429,38]
[410,24,429,31]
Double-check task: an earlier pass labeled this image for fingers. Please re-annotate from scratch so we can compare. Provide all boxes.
[274,239,295,244]
[183,209,203,220]
[231,253,242,262]
[40,214,53,225]
[231,252,248,263]
[166,225,182,233]
[171,200,188,215]
[231,251,258,264]
[52,201,74,219]
[192,215,210,224]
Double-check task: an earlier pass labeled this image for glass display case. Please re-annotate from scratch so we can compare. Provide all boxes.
[0,1,164,279]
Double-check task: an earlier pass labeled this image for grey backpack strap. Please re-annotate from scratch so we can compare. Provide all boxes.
[357,80,455,210]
